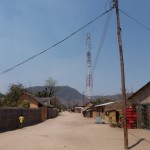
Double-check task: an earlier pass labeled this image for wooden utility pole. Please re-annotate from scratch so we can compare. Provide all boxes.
[114,0,128,149]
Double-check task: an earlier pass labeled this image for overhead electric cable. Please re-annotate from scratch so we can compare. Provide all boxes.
[92,9,113,73]
[119,9,150,31]
[0,7,114,75]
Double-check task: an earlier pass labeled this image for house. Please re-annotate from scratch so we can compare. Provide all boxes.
[20,92,57,121]
[104,82,150,128]
[82,102,94,117]
[74,106,84,113]
[128,82,150,129]
[94,102,115,123]
[128,81,150,105]
[104,101,123,125]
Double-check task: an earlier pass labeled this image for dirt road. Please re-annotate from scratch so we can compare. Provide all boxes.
[0,112,149,150]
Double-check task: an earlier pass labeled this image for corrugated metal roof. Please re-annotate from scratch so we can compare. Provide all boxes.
[95,102,114,107]
[82,103,94,112]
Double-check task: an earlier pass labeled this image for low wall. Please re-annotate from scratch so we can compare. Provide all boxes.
[47,108,58,119]
[0,108,42,132]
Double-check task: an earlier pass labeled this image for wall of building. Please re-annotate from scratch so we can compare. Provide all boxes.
[105,111,117,124]
[20,93,39,108]
[30,100,38,108]
[94,106,105,119]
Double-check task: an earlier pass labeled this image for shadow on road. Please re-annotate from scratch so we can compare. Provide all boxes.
[129,138,145,149]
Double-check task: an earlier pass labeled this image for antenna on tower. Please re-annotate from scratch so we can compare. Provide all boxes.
[86,33,93,101]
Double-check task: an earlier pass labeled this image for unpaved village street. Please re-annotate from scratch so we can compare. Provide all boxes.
[0,112,150,150]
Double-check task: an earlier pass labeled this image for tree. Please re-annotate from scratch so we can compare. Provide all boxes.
[45,77,58,97]
[37,77,58,98]
[92,98,102,105]
[0,93,5,107]
[4,84,25,107]
[0,93,4,98]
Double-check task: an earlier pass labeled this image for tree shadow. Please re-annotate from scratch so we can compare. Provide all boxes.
[129,138,145,149]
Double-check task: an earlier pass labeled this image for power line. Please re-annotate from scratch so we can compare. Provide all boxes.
[119,9,150,31]
[0,7,114,75]
[92,9,113,73]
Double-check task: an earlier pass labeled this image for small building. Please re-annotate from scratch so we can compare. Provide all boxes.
[128,81,150,106]
[82,102,94,118]
[94,102,115,123]
[128,82,150,129]
[20,92,59,121]
[74,106,84,113]
[104,101,123,126]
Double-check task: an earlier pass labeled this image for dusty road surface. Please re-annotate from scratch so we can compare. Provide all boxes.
[0,112,150,150]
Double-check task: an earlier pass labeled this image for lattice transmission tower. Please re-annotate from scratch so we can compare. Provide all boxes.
[86,33,93,100]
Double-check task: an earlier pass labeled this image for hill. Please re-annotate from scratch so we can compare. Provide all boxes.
[27,86,83,106]
[27,86,132,106]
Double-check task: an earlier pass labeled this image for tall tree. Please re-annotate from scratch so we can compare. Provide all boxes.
[37,77,58,98]
[4,84,25,107]
[45,77,58,97]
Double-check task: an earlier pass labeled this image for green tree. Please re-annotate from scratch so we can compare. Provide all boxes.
[0,93,5,107]
[92,98,102,105]
[0,93,4,98]
[4,84,25,107]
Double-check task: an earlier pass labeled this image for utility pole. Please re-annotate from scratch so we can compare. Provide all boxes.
[83,92,85,106]
[114,0,128,149]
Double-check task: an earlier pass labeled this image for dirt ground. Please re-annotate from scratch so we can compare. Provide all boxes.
[0,111,149,150]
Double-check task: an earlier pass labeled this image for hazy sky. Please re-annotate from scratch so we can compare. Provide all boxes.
[0,0,150,95]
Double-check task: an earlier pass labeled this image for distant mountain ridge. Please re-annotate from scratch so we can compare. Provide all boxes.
[27,86,131,106]
[27,86,83,106]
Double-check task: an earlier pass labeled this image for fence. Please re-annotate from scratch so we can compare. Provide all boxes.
[0,108,42,132]
[47,108,58,119]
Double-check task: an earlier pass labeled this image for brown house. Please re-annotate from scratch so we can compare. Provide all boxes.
[94,102,115,123]
[82,102,94,117]
[127,82,150,129]
[128,81,150,105]
[104,82,150,128]
[20,92,54,121]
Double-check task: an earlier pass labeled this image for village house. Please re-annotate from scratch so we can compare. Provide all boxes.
[20,92,58,121]
[74,106,84,113]
[104,82,150,129]
[82,102,94,118]
[127,82,150,129]
[94,102,115,123]
[128,81,150,105]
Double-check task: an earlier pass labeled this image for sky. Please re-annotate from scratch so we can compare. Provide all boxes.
[0,0,150,96]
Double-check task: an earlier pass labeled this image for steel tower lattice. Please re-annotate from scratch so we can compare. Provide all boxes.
[86,33,93,100]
